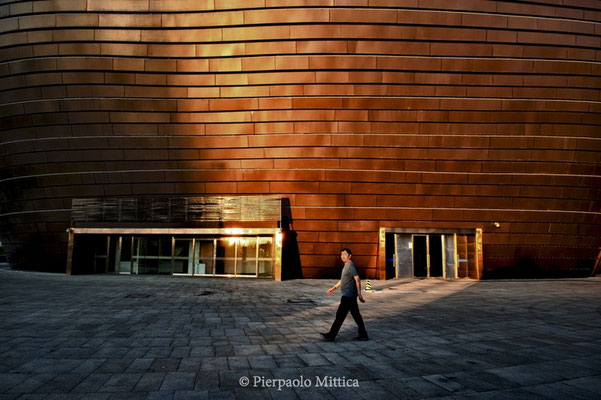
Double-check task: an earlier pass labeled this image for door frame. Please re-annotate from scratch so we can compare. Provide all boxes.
[410,234,445,278]
[386,227,480,280]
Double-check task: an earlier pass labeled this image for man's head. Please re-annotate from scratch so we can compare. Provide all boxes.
[340,248,352,263]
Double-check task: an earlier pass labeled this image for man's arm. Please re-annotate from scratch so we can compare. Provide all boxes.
[354,275,365,302]
[327,280,341,295]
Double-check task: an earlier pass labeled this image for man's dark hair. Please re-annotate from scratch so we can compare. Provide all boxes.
[340,248,352,255]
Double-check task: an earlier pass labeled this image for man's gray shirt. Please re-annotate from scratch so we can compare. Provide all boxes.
[340,260,359,297]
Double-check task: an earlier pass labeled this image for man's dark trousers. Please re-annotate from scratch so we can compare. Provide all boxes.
[328,295,367,338]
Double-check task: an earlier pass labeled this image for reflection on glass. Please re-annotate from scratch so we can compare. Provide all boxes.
[258,237,273,277]
[222,259,235,275]
[141,257,159,274]
[107,234,274,278]
[258,237,273,258]
[215,239,235,275]
[158,236,172,274]
[158,260,171,275]
[119,236,132,274]
[237,237,257,276]
[194,240,214,275]
[132,237,144,274]
[173,239,192,274]
[239,259,256,275]
[258,260,272,277]
[216,239,235,258]
[237,237,257,259]
[173,259,188,274]
[132,236,171,275]
[134,237,158,274]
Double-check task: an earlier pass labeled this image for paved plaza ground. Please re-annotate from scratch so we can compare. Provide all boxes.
[0,266,600,399]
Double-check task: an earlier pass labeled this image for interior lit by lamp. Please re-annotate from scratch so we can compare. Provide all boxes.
[227,237,248,246]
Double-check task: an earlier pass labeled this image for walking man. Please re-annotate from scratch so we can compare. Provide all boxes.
[321,248,368,341]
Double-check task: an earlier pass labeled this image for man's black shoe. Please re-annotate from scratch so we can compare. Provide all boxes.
[320,332,334,342]
[353,336,369,341]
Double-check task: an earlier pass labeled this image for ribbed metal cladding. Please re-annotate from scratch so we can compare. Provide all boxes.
[71,196,282,224]
[0,1,600,276]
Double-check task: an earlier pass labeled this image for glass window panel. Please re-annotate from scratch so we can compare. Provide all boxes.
[93,236,108,273]
[118,236,132,274]
[237,237,257,276]
[215,238,236,275]
[133,237,142,252]
[134,237,146,257]
[198,240,214,258]
[195,258,214,275]
[258,260,272,277]
[258,237,273,258]
[102,234,274,277]
[147,237,159,257]
[195,240,214,275]
[158,260,171,275]
[121,236,132,260]
[174,240,190,258]
[132,236,145,274]
[119,262,131,274]
[134,237,159,274]
[93,237,107,273]
[216,239,235,258]
[204,259,214,275]
[237,237,257,260]
[174,239,191,274]
[215,259,235,275]
[173,259,188,274]
[239,259,257,275]
[140,257,158,274]
[160,236,172,258]
[107,236,118,273]
[138,258,148,274]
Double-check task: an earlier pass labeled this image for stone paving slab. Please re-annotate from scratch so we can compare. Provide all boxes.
[0,268,600,399]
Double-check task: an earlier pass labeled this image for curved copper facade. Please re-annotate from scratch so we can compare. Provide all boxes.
[1,1,600,277]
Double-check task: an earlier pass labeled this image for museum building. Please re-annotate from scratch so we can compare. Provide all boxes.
[0,1,600,280]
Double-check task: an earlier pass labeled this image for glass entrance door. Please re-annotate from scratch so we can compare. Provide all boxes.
[412,234,444,278]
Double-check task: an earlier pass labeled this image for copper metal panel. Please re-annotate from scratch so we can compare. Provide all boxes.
[0,2,600,277]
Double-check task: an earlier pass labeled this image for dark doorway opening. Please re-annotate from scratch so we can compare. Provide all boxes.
[413,235,428,277]
[412,234,444,278]
[385,233,396,279]
[429,234,443,278]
